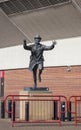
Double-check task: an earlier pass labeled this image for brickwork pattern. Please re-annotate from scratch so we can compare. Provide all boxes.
[4,66,81,98]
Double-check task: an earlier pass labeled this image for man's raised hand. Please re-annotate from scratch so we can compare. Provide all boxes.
[52,40,57,46]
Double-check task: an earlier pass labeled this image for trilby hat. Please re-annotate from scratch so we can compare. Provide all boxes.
[34,35,42,40]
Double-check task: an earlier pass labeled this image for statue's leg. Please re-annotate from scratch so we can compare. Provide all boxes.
[38,63,43,82]
[38,69,42,82]
[33,65,38,89]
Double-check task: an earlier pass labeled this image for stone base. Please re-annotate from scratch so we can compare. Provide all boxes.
[19,89,53,121]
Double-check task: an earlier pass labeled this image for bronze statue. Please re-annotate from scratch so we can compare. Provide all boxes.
[23,35,56,89]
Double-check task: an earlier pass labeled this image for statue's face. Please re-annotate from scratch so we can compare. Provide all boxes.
[34,38,41,44]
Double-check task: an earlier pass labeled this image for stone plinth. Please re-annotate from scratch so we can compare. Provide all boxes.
[19,90,53,121]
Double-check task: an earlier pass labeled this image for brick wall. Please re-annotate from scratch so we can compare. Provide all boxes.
[4,66,81,98]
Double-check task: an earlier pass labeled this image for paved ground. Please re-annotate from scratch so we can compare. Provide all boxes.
[0,119,81,130]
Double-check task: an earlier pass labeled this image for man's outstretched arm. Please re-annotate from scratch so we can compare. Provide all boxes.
[23,40,31,50]
[43,41,57,51]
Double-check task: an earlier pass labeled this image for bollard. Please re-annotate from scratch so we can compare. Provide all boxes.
[1,100,5,118]
[8,100,12,118]
[67,101,72,121]
[53,100,58,120]
[25,102,29,121]
[61,102,65,121]
[0,100,1,118]
[11,101,16,121]
[13,102,16,121]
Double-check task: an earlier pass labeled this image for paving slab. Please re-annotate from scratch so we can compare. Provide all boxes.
[0,119,81,130]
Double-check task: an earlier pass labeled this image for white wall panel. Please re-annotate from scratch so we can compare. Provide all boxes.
[44,37,81,67]
[0,37,81,70]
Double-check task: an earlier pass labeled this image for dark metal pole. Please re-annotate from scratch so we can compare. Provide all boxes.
[53,100,58,120]
[67,101,72,121]
[1,100,5,118]
[61,102,65,121]
[8,100,12,118]
[25,102,29,121]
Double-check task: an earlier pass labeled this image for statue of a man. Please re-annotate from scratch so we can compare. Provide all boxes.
[23,35,56,89]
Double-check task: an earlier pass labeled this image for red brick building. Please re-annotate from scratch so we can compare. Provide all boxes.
[1,65,80,98]
[0,0,81,99]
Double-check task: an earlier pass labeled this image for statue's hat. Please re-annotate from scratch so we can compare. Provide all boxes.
[34,35,42,40]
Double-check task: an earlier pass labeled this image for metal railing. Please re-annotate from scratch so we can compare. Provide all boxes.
[68,95,81,125]
[4,94,67,127]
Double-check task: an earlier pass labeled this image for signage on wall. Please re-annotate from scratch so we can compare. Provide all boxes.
[0,71,4,78]
[0,70,4,97]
